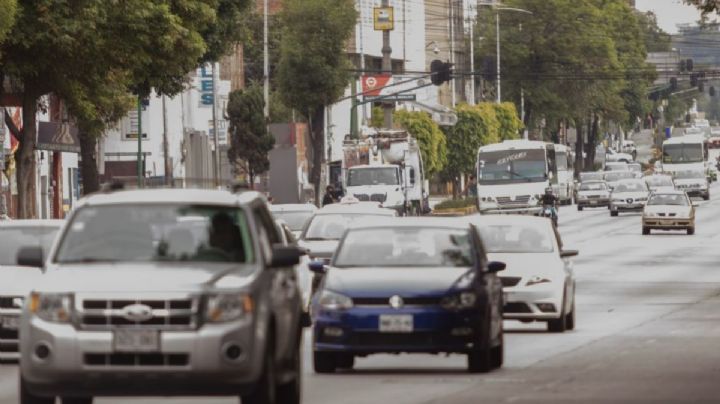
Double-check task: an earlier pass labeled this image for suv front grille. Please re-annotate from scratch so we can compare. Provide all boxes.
[352,296,441,307]
[77,298,199,330]
[84,353,189,367]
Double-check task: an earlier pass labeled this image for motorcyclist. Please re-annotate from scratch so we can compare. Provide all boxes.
[540,187,558,225]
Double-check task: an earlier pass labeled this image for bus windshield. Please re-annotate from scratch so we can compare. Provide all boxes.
[663,144,704,164]
[478,149,548,185]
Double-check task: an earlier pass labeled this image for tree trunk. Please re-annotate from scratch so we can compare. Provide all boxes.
[309,106,325,206]
[574,118,584,174]
[586,114,599,170]
[79,131,101,195]
[16,92,39,219]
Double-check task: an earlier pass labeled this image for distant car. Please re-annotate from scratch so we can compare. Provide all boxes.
[311,218,505,373]
[579,172,605,182]
[605,148,633,163]
[642,190,696,235]
[673,170,710,200]
[576,181,611,210]
[684,126,704,136]
[622,140,637,159]
[0,220,64,361]
[644,174,676,193]
[469,215,577,333]
[604,171,635,190]
[609,179,650,217]
[270,203,317,238]
[627,163,643,178]
[604,162,630,172]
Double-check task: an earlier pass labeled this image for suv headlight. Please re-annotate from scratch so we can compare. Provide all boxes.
[441,291,477,310]
[643,212,658,218]
[29,293,73,323]
[206,293,254,323]
[318,290,353,311]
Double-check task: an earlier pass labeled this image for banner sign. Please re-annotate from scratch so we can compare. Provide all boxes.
[37,121,80,153]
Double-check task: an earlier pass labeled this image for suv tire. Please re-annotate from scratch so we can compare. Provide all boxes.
[548,292,568,333]
[642,227,650,235]
[577,205,583,211]
[610,210,619,217]
[468,308,493,373]
[687,227,695,235]
[19,378,54,404]
[313,351,337,374]
[242,341,277,404]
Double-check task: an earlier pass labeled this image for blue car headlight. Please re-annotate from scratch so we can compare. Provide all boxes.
[441,291,477,310]
[318,290,353,311]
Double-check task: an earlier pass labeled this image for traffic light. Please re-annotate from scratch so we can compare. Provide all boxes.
[710,86,716,97]
[430,60,453,86]
[690,73,698,87]
[686,59,694,72]
[670,77,678,91]
[680,59,686,72]
[699,81,705,93]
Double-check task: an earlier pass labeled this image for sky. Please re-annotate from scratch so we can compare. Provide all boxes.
[635,0,706,34]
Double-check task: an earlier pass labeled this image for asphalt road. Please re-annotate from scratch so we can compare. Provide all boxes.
[3,187,720,403]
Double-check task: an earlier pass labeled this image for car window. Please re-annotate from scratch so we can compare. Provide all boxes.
[614,182,647,192]
[304,213,387,241]
[334,228,473,268]
[605,172,634,181]
[580,172,604,182]
[648,194,689,206]
[0,226,60,265]
[271,210,314,232]
[580,182,607,191]
[55,205,254,264]
[478,224,555,253]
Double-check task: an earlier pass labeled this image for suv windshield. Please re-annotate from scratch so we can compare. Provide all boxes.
[663,144,704,164]
[646,176,673,187]
[478,224,554,253]
[55,205,254,264]
[648,194,688,206]
[347,167,399,186]
[334,228,473,267]
[304,213,386,241]
[0,226,60,266]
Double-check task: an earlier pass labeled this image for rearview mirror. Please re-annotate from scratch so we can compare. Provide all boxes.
[17,246,44,268]
[488,261,506,273]
[560,250,579,258]
[309,260,327,274]
[269,245,303,268]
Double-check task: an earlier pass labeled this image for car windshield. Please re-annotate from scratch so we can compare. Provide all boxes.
[580,172,604,182]
[54,205,254,264]
[646,176,674,187]
[0,225,60,266]
[478,149,548,185]
[648,194,688,206]
[478,224,554,253]
[334,228,473,267]
[663,144,704,164]
[614,182,647,193]
[271,210,314,232]
[605,172,634,182]
[304,213,388,241]
[347,167,399,186]
[580,182,607,191]
[674,171,705,179]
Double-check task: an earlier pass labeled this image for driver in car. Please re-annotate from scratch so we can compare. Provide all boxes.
[197,212,244,262]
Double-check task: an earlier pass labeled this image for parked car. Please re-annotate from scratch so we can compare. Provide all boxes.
[18,189,307,404]
[469,215,577,332]
[269,203,317,238]
[673,169,710,200]
[311,218,505,374]
[642,190,696,235]
[609,179,650,217]
[0,220,64,361]
[576,181,611,210]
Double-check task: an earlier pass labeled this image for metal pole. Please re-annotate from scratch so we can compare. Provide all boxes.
[358,0,367,125]
[212,62,220,187]
[496,11,501,103]
[469,6,476,106]
[449,0,456,107]
[382,0,393,129]
[162,95,171,186]
[137,97,143,188]
[263,0,270,121]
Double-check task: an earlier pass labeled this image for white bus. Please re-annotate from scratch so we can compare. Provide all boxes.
[554,144,575,205]
[660,135,708,177]
[476,140,559,214]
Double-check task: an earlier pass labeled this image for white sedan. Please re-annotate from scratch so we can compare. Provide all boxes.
[468,215,578,333]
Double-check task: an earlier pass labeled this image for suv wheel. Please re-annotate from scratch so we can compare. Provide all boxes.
[642,227,650,235]
[242,342,277,404]
[313,351,337,374]
[19,378,54,404]
[548,291,568,333]
[336,354,355,370]
[61,398,94,404]
[610,210,619,217]
[276,341,301,404]
[467,309,493,373]
[687,227,695,235]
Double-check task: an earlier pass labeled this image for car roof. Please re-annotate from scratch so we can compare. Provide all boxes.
[315,204,396,215]
[650,189,686,196]
[664,135,705,145]
[76,189,264,208]
[478,139,548,152]
[348,216,469,230]
[269,203,317,213]
[0,219,64,228]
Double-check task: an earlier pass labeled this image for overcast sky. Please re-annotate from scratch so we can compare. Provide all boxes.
[635,0,706,33]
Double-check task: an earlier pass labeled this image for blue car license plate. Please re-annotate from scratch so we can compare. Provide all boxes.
[379,314,413,333]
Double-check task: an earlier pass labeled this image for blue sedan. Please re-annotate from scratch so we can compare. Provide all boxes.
[310,218,505,373]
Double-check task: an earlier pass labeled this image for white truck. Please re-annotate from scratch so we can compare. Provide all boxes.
[476,140,559,215]
[658,135,709,178]
[342,130,427,215]
[554,143,574,205]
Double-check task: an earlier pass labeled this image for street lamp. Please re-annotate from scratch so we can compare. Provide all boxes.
[478,2,533,103]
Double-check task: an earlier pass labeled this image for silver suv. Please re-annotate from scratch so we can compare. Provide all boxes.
[17,189,306,404]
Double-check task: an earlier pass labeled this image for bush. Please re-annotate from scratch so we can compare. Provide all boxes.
[434,197,478,210]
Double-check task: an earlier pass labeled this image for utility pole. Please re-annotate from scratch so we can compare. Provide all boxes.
[263,0,270,121]
[136,97,143,188]
[211,62,221,187]
[449,0,456,107]
[469,3,476,106]
[162,95,171,186]
[496,11,501,103]
[381,0,393,129]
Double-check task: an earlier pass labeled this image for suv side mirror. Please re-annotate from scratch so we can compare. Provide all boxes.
[270,245,304,268]
[488,261,506,273]
[17,246,44,268]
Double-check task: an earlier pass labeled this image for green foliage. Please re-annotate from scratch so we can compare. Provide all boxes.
[370,105,384,128]
[393,110,448,177]
[227,83,276,178]
[276,0,358,114]
[442,103,500,180]
[685,0,720,14]
[637,11,672,53]
[240,11,282,86]
[0,0,16,53]
[434,197,478,210]
[494,102,523,140]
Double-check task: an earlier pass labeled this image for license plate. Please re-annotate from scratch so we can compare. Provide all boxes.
[113,329,160,352]
[379,315,413,333]
[1,316,18,330]
[589,200,597,205]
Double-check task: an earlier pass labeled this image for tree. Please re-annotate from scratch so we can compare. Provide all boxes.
[226,83,275,187]
[393,110,448,177]
[441,103,500,197]
[637,11,672,53]
[494,102,523,140]
[0,0,16,51]
[276,0,357,203]
[685,0,720,14]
